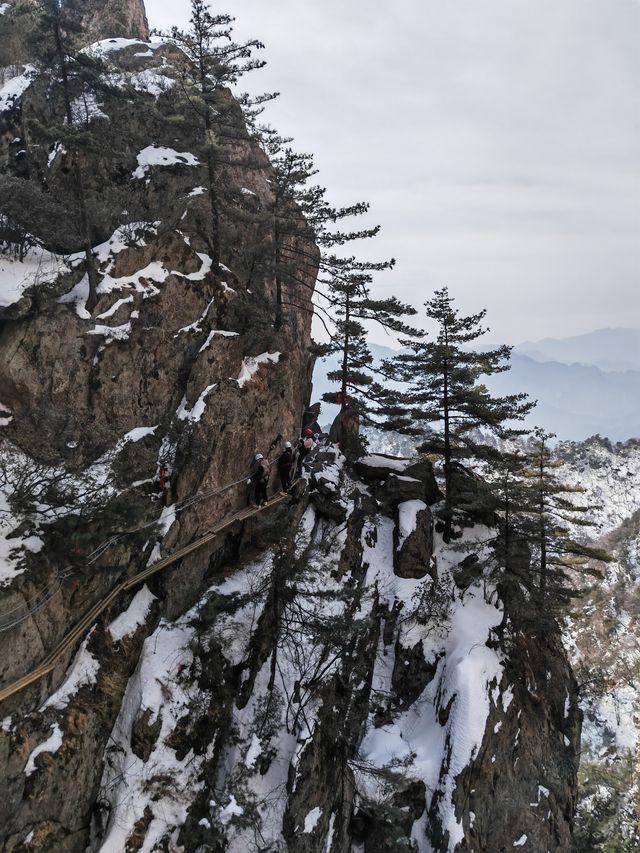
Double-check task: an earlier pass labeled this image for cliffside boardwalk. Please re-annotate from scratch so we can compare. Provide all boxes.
[0,488,298,705]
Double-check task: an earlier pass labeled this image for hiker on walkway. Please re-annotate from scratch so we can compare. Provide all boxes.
[296,428,315,477]
[277,441,295,492]
[248,453,270,507]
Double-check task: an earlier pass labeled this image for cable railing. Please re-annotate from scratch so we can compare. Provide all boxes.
[0,485,300,704]
[0,431,322,634]
[0,472,254,633]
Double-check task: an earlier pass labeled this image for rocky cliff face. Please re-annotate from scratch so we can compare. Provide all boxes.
[0,4,586,852]
[0,0,149,71]
[76,0,149,42]
[0,10,316,848]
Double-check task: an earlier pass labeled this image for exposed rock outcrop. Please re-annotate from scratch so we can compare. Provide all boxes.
[355,453,442,506]
[394,500,434,579]
[77,0,149,42]
[448,462,498,527]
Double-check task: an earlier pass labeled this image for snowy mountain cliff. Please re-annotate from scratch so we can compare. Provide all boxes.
[0,2,638,852]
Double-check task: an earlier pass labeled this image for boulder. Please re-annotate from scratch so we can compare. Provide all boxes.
[355,454,442,506]
[309,449,347,520]
[310,449,342,498]
[404,460,442,505]
[394,500,434,579]
[310,490,347,522]
[449,463,498,526]
[377,473,424,506]
[355,453,416,482]
[453,553,482,590]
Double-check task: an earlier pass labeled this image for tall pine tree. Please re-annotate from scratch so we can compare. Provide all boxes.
[391,287,534,539]
[515,428,609,602]
[21,0,115,310]
[257,133,319,329]
[166,0,270,269]
[321,257,420,432]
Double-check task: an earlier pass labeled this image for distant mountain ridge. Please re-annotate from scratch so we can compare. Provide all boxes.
[312,330,640,443]
[514,327,640,373]
[492,354,640,442]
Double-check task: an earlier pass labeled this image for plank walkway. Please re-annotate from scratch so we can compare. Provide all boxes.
[0,490,292,704]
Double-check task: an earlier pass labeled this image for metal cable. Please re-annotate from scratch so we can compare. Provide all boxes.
[0,576,63,632]
[0,470,255,630]
[0,431,316,632]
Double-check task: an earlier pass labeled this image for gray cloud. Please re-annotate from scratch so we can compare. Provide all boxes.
[146,0,640,343]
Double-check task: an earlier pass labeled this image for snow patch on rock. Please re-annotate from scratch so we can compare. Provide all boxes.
[0,64,36,113]
[235,352,281,388]
[108,586,157,643]
[397,499,427,550]
[132,145,200,180]
[24,724,63,776]
[42,634,100,711]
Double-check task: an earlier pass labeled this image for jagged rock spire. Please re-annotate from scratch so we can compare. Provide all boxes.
[2,0,150,45]
[77,0,150,42]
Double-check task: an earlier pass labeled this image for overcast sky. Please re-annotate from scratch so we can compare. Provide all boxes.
[146,0,639,345]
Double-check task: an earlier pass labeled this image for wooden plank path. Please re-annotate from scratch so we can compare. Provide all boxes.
[0,490,292,704]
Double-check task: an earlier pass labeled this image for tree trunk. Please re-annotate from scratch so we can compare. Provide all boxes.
[539,446,547,594]
[442,332,452,542]
[53,15,98,313]
[341,291,350,411]
[274,220,282,329]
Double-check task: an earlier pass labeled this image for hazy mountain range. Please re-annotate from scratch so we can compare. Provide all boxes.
[312,328,640,442]
[515,328,640,373]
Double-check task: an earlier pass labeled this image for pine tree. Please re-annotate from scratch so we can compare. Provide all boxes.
[24,0,111,310]
[517,428,609,601]
[391,287,535,539]
[256,132,318,329]
[253,132,421,440]
[481,430,609,623]
[321,257,420,434]
[486,445,530,578]
[165,0,270,269]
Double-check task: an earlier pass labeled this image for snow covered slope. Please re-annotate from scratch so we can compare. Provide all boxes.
[0,447,577,853]
[557,437,640,849]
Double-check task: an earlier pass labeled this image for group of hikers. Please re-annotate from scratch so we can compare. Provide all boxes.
[248,428,316,507]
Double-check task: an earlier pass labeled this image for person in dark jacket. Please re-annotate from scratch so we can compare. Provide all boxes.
[277,441,295,492]
[296,428,315,477]
[248,453,270,506]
